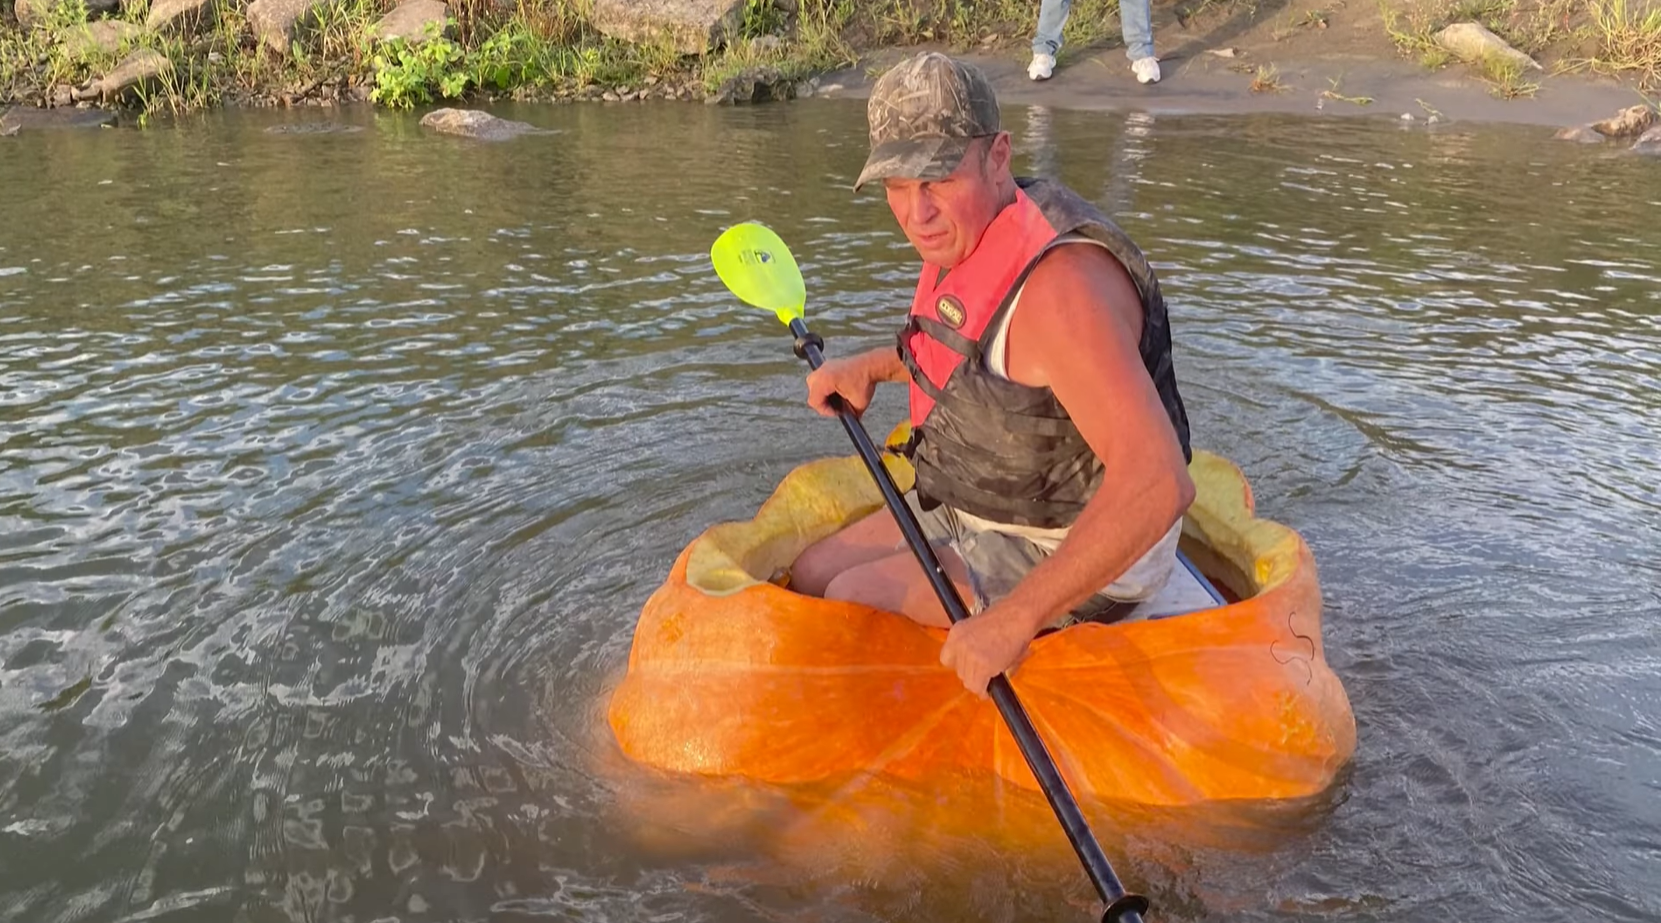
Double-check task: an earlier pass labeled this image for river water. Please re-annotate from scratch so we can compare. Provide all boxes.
[1,99,1657,923]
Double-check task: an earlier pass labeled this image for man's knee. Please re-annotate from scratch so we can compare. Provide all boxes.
[827,561,957,628]
[821,567,871,606]
[789,539,843,597]
[786,511,899,597]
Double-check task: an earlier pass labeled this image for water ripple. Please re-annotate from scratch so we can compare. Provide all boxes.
[0,105,1656,923]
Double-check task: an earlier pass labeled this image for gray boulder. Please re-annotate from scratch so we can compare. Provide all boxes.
[15,0,47,28]
[61,19,144,59]
[418,108,545,140]
[368,0,450,43]
[1593,104,1655,139]
[1633,125,1661,157]
[247,0,328,54]
[1435,22,1540,72]
[145,0,215,33]
[0,105,119,131]
[264,121,366,134]
[1553,125,1605,144]
[591,0,747,55]
[17,0,120,28]
[73,48,171,100]
[707,64,796,104]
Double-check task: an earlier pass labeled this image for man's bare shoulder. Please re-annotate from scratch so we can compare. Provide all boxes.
[1004,241,1152,389]
[1018,240,1145,343]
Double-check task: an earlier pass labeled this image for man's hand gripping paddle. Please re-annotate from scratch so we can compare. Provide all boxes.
[709,220,1153,923]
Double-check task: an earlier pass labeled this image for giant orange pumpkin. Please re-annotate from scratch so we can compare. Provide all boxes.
[606,428,1356,809]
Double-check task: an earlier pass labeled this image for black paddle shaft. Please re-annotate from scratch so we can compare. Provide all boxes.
[789,320,1151,923]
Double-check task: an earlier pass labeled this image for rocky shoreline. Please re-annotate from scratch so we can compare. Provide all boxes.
[3,0,1659,144]
[1,0,850,121]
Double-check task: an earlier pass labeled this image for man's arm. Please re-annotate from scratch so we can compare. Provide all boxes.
[998,243,1194,630]
[938,244,1195,693]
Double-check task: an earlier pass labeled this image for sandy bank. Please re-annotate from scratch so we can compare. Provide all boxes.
[819,47,1647,130]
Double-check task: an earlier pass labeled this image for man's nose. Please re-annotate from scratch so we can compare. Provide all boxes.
[909,187,939,224]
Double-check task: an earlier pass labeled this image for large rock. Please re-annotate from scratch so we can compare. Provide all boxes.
[1633,125,1661,157]
[417,108,544,140]
[263,121,365,134]
[146,0,215,32]
[15,0,47,27]
[247,0,328,54]
[367,0,450,43]
[0,105,119,131]
[1554,124,1605,143]
[1593,104,1656,139]
[707,64,796,104]
[17,0,120,27]
[61,19,144,59]
[1435,22,1541,72]
[73,48,171,100]
[591,0,747,55]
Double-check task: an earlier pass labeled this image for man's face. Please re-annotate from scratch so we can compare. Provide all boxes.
[882,134,1010,268]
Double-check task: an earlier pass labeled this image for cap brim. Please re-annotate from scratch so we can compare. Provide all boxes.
[852,136,972,192]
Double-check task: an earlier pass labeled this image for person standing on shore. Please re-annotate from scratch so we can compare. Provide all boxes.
[1029,0,1161,84]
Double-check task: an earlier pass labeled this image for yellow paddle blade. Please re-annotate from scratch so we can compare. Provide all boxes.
[710,222,806,325]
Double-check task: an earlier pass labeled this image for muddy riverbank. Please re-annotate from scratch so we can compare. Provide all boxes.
[3,0,1658,136]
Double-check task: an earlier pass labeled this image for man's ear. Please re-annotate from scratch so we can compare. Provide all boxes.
[987,131,1014,173]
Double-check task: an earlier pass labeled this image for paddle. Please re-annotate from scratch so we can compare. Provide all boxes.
[709,221,1153,923]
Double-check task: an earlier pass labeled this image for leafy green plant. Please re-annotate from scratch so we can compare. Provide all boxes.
[468,19,556,90]
[369,22,467,108]
[739,0,786,38]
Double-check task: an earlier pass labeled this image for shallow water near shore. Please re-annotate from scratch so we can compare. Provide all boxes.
[2,100,1658,923]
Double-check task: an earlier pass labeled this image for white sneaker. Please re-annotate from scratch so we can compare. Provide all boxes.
[1132,56,1161,84]
[1028,53,1056,81]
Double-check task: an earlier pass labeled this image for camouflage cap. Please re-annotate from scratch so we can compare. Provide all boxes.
[854,52,1001,192]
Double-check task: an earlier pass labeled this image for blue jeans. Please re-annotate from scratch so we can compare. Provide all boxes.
[1032,0,1155,61]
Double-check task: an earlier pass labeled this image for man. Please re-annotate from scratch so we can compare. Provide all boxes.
[1029,0,1161,84]
[789,52,1195,698]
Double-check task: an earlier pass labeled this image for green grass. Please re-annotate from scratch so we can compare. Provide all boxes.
[1379,0,1661,91]
[1320,75,1375,103]
[4,0,876,112]
[1378,0,1543,93]
[2,0,105,101]
[1478,45,1539,94]
[1576,0,1661,87]
[13,0,1651,114]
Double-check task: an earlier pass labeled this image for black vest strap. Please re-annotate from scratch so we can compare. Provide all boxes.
[918,476,1079,523]
[911,316,982,361]
[897,325,946,404]
[897,314,983,401]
